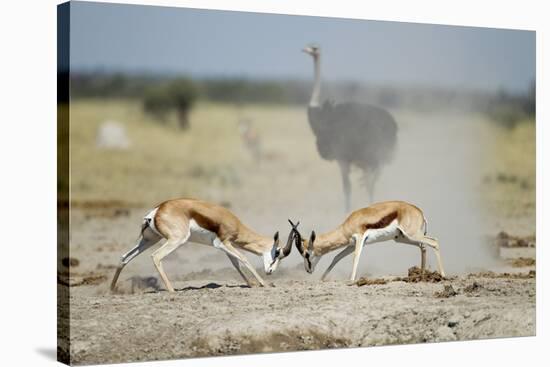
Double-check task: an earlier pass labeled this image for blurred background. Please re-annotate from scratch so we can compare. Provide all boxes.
[60,2,535,291]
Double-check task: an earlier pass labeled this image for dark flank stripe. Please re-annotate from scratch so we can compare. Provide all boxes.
[364,211,398,231]
[189,209,221,235]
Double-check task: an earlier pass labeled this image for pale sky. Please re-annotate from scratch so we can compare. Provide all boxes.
[68,1,535,92]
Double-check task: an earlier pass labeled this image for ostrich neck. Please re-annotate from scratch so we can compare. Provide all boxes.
[309,56,321,107]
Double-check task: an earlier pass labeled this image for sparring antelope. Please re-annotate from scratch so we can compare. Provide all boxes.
[110,198,296,292]
[291,201,445,281]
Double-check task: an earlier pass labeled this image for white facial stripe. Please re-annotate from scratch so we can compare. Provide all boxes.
[264,251,277,273]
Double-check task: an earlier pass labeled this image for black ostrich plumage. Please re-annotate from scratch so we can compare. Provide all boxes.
[307,100,398,171]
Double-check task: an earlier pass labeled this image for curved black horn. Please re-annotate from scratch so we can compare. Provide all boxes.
[281,231,294,258]
[289,220,305,254]
[281,220,299,258]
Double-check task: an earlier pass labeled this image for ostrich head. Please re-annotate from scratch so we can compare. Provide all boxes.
[302,44,320,58]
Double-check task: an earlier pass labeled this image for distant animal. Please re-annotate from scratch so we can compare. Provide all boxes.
[290,201,445,282]
[238,117,262,164]
[302,45,398,212]
[110,198,294,292]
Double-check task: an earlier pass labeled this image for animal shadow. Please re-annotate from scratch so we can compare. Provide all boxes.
[177,282,250,291]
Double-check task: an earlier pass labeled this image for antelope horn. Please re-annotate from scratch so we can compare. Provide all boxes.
[288,219,300,232]
[292,226,305,255]
[281,220,299,258]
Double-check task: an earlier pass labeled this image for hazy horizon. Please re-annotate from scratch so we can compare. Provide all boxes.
[68,1,535,93]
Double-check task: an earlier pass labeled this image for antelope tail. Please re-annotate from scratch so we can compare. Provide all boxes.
[423,217,428,235]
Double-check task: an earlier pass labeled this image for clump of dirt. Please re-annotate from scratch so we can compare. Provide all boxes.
[79,275,108,286]
[509,257,535,267]
[495,231,535,248]
[393,266,445,283]
[463,281,483,294]
[61,257,80,268]
[58,273,107,287]
[468,270,535,279]
[355,277,388,286]
[433,285,458,298]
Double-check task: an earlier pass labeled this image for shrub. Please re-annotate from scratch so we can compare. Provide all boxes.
[142,78,199,129]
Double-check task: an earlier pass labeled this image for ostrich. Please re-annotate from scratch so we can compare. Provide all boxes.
[302,45,398,212]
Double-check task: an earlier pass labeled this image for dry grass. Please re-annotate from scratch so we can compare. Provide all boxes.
[69,99,315,206]
[480,120,535,233]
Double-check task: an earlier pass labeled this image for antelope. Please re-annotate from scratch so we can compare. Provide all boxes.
[291,201,445,282]
[110,198,296,292]
[238,117,262,164]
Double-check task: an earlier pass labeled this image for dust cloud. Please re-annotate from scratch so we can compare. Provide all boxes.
[238,108,499,280]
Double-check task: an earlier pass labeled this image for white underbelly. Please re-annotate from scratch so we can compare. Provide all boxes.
[365,220,399,243]
[188,219,217,246]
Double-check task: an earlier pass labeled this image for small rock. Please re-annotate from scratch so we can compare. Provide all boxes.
[447,315,461,328]
[434,284,458,298]
[464,281,482,293]
[435,326,457,342]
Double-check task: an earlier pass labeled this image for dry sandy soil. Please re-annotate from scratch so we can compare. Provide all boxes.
[60,101,535,365]
[60,207,535,365]
[64,266,535,365]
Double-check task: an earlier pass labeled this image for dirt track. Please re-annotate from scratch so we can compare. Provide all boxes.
[65,272,535,365]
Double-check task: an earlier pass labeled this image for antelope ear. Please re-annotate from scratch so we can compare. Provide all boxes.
[274,231,279,243]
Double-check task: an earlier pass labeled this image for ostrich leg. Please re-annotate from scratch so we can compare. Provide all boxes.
[338,160,351,213]
[363,168,380,204]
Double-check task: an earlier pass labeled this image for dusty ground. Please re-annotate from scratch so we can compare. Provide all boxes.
[65,272,535,365]
[61,205,535,365]
[60,100,535,365]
